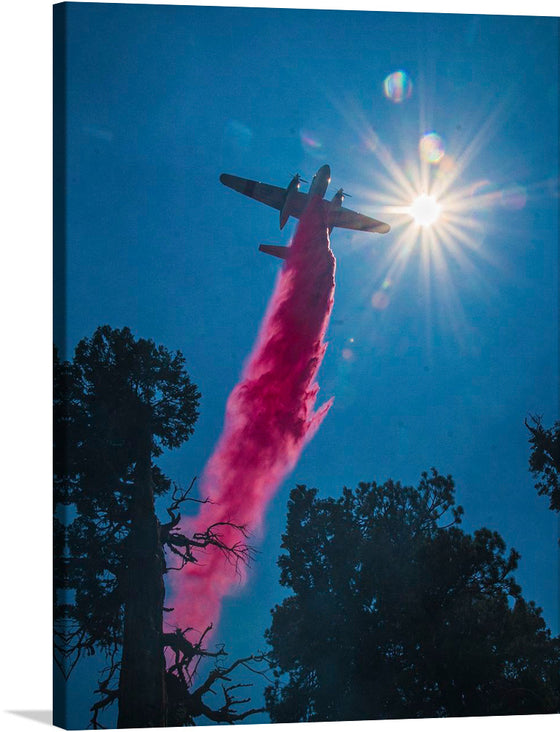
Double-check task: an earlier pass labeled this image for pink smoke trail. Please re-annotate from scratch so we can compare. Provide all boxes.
[167,196,336,634]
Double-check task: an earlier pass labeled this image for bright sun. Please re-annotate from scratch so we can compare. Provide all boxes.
[410,193,441,227]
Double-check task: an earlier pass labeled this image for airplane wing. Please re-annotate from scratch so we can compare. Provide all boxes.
[220,173,308,214]
[328,206,391,234]
[220,173,389,233]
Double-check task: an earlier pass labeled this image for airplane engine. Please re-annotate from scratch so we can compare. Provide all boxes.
[330,188,345,213]
[326,189,346,233]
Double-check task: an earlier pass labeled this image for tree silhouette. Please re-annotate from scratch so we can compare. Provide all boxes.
[54,326,267,728]
[526,415,560,513]
[265,470,560,722]
[54,326,200,727]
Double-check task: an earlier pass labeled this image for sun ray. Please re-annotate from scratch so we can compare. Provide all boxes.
[431,94,513,200]
[323,81,556,352]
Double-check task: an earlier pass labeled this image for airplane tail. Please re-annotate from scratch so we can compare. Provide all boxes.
[259,244,291,260]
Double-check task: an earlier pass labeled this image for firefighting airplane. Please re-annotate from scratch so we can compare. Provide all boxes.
[219,164,390,260]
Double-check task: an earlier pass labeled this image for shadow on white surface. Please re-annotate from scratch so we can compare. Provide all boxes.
[6,711,52,726]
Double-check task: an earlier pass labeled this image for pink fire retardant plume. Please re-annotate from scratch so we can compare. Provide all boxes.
[167,196,336,634]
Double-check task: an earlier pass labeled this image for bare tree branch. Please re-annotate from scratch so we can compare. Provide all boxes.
[164,624,272,726]
[160,478,213,542]
[163,519,256,573]
[89,660,121,729]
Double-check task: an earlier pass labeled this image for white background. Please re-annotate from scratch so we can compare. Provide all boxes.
[0,0,557,730]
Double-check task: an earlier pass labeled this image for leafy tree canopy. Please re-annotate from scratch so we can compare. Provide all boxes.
[265,470,560,722]
[526,415,560,512]
[54,326,201,667]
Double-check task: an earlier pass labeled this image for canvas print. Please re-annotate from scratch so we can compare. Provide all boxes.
[53,2,559,729]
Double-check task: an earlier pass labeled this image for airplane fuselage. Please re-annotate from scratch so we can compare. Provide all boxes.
[308,164,331,199]
[280,165,332,229]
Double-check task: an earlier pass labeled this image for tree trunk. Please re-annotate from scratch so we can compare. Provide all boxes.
[117,425,167,728]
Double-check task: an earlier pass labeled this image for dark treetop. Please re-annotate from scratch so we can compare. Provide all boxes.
[265,471,560,721]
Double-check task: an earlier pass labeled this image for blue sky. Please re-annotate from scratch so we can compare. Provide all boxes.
[55,3,558,727]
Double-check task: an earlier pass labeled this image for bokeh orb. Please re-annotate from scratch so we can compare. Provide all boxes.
[436,154,455,177]
[419,132,445,164]
[363,130,380,152]
[500,185,527,210]
[300,129,325,159]
[300,130,322,150]
[225,119,253,150]
[383,71,413,103]
[371,290,390,310]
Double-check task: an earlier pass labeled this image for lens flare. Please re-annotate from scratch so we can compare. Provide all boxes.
[329,90,548,350]
[371,290,390,310]
[469,179,493,197]
[224,119,253,150]
[363,130,380,152]
[300,129,326,159]
[436,154,456,178]
[300,131,321,149]
[419,132,445,164]
[500,185,527,210]
[410,194,441,226]
[383,71,413,103]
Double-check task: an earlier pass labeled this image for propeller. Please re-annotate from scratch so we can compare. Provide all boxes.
[289,172,308,184]
[332,187,352,199]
